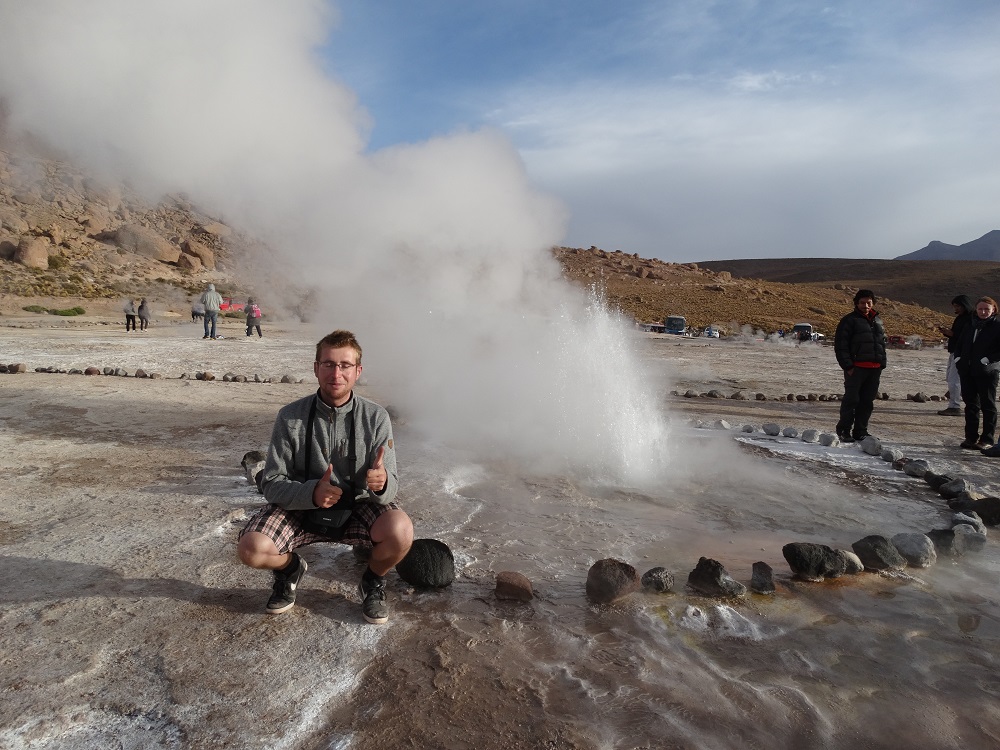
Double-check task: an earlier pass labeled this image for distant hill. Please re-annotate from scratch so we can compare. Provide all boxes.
[895,230,1000,261]
[698,258,1000,314]
[554,247,952,340]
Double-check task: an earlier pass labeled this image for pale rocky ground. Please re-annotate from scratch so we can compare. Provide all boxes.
[2,316,998,749]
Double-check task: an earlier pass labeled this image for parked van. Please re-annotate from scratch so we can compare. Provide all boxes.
[665,315,687,335]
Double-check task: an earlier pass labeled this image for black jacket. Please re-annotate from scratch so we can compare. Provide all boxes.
[956,314,1000,377]
[835,308,887,371]
[947,295,975,354]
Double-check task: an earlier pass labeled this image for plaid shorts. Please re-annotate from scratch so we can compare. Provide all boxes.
[239,501,400,554]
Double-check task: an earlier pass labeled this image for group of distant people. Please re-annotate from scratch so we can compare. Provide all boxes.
[835,290,1000,455]
[128,283,265,340]
[122,298,150,332]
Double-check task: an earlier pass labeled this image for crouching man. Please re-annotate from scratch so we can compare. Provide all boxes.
[237,330,413,623]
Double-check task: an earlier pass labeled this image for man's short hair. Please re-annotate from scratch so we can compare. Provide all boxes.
[854,289,876,304]
[316,330,363,364]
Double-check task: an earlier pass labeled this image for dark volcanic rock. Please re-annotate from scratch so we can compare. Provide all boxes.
[686,557,747,598]
[851,535,906,571]
[640,567,674,593]
[750,561,775,594]
[395,538,455,588]
[782,542,847,581]
[926,528,966,558]
[947,496,1000,526]
[586,558,640,603]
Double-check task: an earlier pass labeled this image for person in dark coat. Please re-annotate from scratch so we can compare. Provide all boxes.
[955,296,1000,451]
[137,298,151,331]
[936,295,974,415]
[834,289,887,442]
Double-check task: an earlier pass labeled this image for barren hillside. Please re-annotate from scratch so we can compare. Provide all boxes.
[553,246,952,340]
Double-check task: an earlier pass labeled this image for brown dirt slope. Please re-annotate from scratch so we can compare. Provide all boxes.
[553,246,952,340]
[698,257,1000,315]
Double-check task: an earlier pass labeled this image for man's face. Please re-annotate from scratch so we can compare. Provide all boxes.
[855,297,874,314]
[977,302,995,319]
[314,344,362,407]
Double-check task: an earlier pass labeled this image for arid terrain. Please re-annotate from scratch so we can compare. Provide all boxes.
[2,318,999,749]
[1,129,981,346]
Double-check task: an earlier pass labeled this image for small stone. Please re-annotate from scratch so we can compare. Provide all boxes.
[640,567,674,593]
[750,561,775,594]
[495,571,534,601]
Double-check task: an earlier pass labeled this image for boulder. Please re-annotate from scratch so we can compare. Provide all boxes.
[951,511,987,536]
[181,238,216,269]
[177,253,203,272]
[14,236,49,268]
[939,478,972,499]
[495,571,533,601]
[837,549,865,574]
[111,223,180,263]
[924,472,954,491]
[851,535,906,571]
[395,538,455,588]
[782,542,847,581]
[686,557,746,598]
[890,532,937,567]
[198,221,232,237]
[926,528,966,558]
[952,524,987,553]
[762,423,781,436]
[901,459,930,478]
[750,561,775,594]
[800,429,820,443]
[586,558,640,603]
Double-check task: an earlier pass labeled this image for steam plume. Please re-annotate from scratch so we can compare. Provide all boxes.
[0,1,670,481]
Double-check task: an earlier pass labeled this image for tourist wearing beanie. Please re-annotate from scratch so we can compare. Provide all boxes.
[834,289,887,443]
[954,296,1000,451]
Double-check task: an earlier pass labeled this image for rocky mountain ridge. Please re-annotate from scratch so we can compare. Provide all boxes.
[895,229,1000,261]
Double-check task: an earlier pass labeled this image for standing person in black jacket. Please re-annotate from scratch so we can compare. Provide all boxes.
[834,289,887,443]
[936,295,974,416]
[955,296,1000,451]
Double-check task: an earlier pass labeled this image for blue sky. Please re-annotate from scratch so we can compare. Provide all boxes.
[323,1,1000,261]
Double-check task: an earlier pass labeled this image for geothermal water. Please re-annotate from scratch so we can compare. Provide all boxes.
[1,320,998,749]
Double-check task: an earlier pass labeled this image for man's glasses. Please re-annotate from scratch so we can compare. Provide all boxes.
[316,361,358,372]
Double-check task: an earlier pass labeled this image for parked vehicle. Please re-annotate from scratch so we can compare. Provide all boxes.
[220,297,245,312]
[888,334,922,350]
[665,315,687,335]
[703,326,720,338]
[791,323,814,341]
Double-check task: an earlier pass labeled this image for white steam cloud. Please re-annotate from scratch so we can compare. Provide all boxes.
[0,0,671,482]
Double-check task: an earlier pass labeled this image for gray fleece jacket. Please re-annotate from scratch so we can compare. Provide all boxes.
[260,390,398,510]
